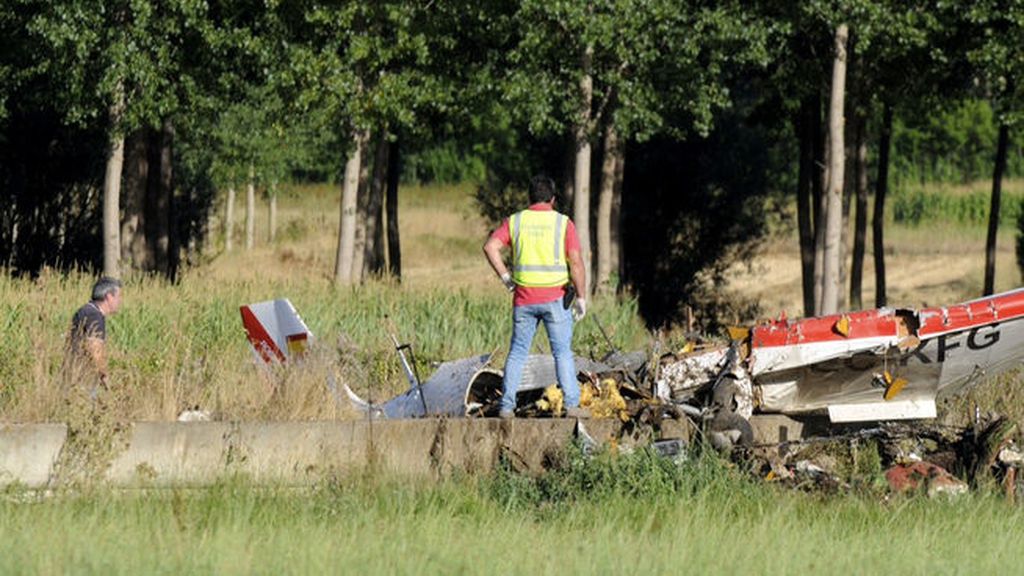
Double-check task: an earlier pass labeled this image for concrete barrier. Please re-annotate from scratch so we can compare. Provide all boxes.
[0,418,693,488]
[106,422,234,487]
[0,423,67,488]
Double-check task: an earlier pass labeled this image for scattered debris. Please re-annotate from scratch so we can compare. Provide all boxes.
[242,291,1024,497]
[177,409,211,422]
[885,462,968,498]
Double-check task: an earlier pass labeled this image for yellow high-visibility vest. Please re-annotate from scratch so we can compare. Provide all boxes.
[510,209,569,287]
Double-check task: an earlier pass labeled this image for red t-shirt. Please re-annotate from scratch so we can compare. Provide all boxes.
[489,203,580,306]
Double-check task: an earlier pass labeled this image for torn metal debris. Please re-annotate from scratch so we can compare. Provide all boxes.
[243,290,1024,497]
[344,354,621,419]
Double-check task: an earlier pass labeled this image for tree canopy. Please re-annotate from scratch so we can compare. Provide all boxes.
[1,0,1021,325]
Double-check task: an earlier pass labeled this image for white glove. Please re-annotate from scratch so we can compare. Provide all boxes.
[572,298,586,321]
[500,272,515,292]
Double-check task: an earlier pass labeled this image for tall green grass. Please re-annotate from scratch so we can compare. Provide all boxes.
[2,450,1022,574]
[890,179,1024,227]
[0,269,648,421]
[3,178,1023,422]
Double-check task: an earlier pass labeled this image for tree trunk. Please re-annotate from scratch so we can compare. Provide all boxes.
[797,95,817,317]
[186,187,198,266]
[102,97,125,278]
[839,142,852,311]
[610,134,625,286]
[268,186,277,243]
[144,126,170,274]
[163,119,179,281]
[820,23,848,315]
[574,44,594,294]
[365,133,389,276]
[849,105,869,310]
[335,129,365,285]
[386,139,402,281]
[225,186,236,252]
[838,40,861,312]
[121,129,149,269]
[984,123,1010,295]
[245,163,255,251]
[595,122,618,294]
[562,132,576,209]
[351,134,372,282]
[812,94,826,314]
[873,103,893,307]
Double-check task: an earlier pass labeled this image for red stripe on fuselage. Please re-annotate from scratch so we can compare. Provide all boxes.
[240,305,286,363]
[918,289,1024,337]
[752,308,899,348]
[751,289,1024,349]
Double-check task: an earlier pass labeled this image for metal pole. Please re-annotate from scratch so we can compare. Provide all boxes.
[384,315,429,416]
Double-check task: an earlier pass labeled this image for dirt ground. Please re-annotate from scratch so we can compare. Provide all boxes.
[728,227,1021,316]
[207,183,1021,316]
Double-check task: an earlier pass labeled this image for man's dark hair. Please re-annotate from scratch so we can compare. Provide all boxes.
[91,277,122,302]
[528,175,557,204]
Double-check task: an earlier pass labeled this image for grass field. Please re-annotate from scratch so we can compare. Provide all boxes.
[3,450,1024,574]
[3,179,1022,422]
[2,180,1024,574]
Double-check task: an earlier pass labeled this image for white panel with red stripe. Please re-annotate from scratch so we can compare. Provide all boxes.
[239,299,313,364]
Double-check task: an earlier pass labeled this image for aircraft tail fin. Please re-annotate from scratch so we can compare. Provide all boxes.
[240,298,313,365]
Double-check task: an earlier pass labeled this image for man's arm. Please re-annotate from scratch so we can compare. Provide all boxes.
[483,236,509,279]
[567,248,587,299]
[82,337,109,384]
[483,236,516,292]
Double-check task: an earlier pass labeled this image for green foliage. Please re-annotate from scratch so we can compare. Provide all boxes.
[1017,206,1024,280]
[402,140,486,185]
[0,266,651,419]
[27,0,218,133]
[6,0,1024,324]
[892,99,1024,184]
[891,186,1024,226]
[506,0,778,142]
[962,0,1024,126]
[3,467,1024,572]
[488,443,753,510]
[622,103,776,329]
[278,2,450,140]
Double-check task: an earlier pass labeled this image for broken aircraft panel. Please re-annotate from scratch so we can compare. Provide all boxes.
[243,288,1024,428]
[659,287,1024,423]
[240,298,313,364]
[344,354,616,418]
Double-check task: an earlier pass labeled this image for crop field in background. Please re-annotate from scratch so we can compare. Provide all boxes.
[2,181,1024,573]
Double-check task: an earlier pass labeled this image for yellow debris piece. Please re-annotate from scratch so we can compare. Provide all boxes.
[834,314,851,337]
[580,378,628,420]
[884,375,908,401]
[535,384,564,415]
[727,326,750,342]
[579,382,595,406]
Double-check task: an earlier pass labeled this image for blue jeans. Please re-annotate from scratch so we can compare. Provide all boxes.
[501,299,578,412]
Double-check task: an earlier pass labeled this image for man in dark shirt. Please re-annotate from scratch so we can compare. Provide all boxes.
[69,277,123,386]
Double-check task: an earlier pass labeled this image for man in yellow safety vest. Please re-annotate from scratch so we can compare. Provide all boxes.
[483,175,588,418]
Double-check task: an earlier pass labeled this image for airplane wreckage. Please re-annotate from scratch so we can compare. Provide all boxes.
[240,290,1024,495]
